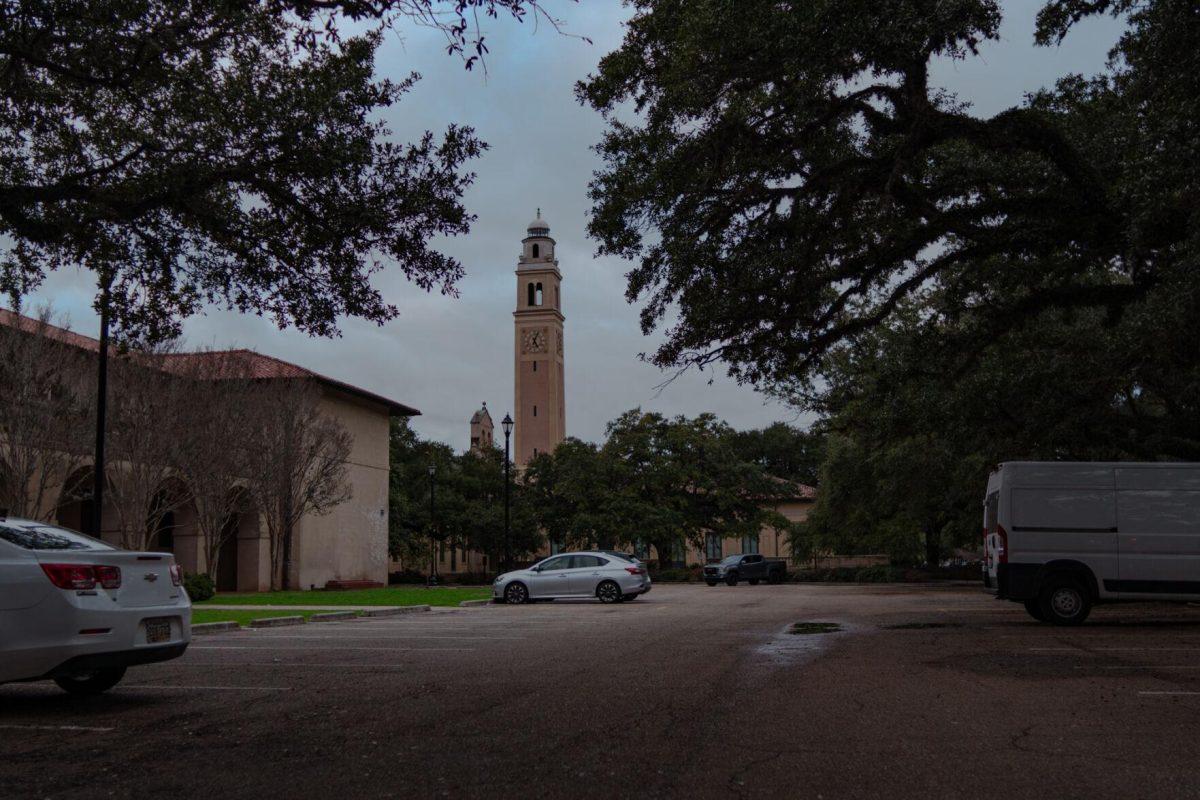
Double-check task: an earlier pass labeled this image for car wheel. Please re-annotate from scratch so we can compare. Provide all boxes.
[725,572,739,587]
[504,582,530,605]
[1023,599,1047,622]
[705,580,718,587]
[53,667,126,696]
[596,580,622,604]
[1038,577,1092,626]
[748,578,760,586]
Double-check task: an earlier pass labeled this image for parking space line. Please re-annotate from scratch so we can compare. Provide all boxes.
[232,635,524,641]
[116,685,290,691]
[1034,647,1200,652]
[0,724,115,733]
[1076,665,1200,670]
[166,662,424,669]
[189,645,474,652]
[1138,691,1200,696]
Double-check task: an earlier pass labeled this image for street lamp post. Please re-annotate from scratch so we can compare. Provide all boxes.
[501,414,513,570]
[427,464,437,588]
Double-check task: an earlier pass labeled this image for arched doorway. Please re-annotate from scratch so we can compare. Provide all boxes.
[56,467,97,536]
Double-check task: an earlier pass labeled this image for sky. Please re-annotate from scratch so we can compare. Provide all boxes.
[20,1,1127,451]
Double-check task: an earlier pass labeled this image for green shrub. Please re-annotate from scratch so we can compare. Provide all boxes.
[448,571,494,585]
[388,569,427,585]
[855,564,901,583]
[652,567,697,582]
[183,572,215,601]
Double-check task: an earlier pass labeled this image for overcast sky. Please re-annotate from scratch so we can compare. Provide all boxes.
[21,1,1126,451]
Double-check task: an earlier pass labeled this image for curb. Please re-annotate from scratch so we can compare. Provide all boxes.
[309,611,357,623]
[192,621,240,635]
[360,605,431,617]
[249,615,305,628]
[459,599,493,608]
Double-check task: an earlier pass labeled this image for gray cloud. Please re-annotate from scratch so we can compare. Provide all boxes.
[26,2,1126,450]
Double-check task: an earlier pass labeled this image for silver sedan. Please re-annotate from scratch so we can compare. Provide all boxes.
[494,552,651,604]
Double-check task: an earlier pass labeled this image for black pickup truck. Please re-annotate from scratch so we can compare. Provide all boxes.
[703,554,787,586]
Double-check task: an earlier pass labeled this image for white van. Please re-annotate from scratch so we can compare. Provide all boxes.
[983,461,1200,625]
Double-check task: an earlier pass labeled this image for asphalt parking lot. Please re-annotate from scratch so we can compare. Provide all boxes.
[4,583,1200,799]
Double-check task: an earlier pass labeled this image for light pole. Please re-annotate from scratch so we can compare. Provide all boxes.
[427,463,437,588]
[501,413,513,570]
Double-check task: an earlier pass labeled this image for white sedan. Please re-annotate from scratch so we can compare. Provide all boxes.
[0,517,191,695]
[493,551,652,604]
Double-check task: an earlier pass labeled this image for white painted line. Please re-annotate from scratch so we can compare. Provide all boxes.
[189,645,473,652]
[1036,647,1200,653]
[0,724,115,733]
[1139,691,1200,696]
[1077,665,1200,670]
[240,635,524,641]
[167,662,426,668]
[117,685,290,691]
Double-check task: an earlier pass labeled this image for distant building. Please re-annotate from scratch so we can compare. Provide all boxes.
[469,402,494,453]
[513,210,565,466]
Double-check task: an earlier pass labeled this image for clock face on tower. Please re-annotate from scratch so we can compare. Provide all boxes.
[521,327,549,354]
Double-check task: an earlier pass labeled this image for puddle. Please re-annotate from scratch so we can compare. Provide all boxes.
[788,622,842,635]
[755,621,849,667]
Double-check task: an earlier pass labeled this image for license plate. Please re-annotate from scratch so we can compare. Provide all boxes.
[145,618,172,644]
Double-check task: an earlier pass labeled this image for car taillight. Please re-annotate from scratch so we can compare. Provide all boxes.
[625,566,645,575]
[41,564,97,590]
[169,564,182,587]
[94,565,122,589]
[996,524,1009,564]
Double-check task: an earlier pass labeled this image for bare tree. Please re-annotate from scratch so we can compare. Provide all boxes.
[168,351,261,580]
[0,304,91,520]
[242,381,352,591]
[103,340,194,550]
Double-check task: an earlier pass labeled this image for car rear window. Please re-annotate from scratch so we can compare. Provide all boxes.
[0,523,112,551]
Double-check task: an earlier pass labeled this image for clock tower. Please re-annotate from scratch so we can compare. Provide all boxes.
[513,210,565,466]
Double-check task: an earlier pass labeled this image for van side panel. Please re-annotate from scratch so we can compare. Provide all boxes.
[1113,466,1200,596]
[1002,466,1118,600]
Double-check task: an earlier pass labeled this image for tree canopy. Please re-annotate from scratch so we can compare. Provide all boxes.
[0,0,565,340]
[579,0,1198,392]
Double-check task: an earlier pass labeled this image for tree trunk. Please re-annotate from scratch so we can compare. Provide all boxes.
[924,524,939,568]
[282,517,293,590]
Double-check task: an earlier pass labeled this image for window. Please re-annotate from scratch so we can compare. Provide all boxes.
[705,533,722,561]
[741,534,759,555]
[532,361,537,372]
[532,243,540,258]
[539,556,570,571]
[571,555,605,569]
[0,523,112,551]
[555,287,560,309]
[535,282,544,305]
[527,283,535,306]
[533,405,537,417]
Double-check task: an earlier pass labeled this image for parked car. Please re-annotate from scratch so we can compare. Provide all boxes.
[703,554,787,586]
[984,461,1200,625]
[494,551,651,604]
[0,517,192,694]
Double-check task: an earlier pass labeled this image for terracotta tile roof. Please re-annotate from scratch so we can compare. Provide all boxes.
[0,308,103,353]
[0,308,420,417]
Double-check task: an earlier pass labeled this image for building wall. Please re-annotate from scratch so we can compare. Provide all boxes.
[294,388,391,589]
[680,499,812,565]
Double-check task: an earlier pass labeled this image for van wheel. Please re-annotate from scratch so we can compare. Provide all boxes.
[1039,577,1092,626]
[1023,599,1047,622]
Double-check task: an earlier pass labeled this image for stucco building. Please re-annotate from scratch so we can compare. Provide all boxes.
[0,308,417,591]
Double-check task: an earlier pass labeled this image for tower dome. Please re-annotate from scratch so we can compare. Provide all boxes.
[527,208,550,236]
